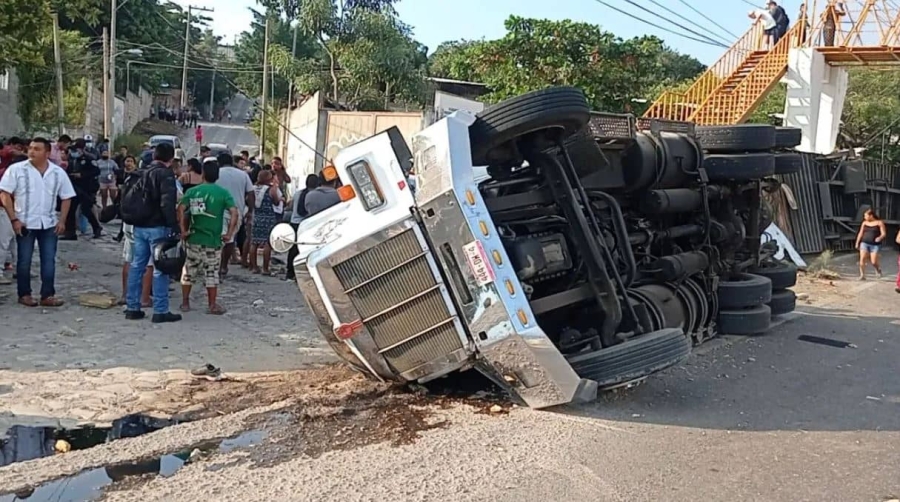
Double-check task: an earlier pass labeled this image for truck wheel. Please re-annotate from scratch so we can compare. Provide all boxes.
[768,289,797,316]
[717,272,772,309]
[696,124,776,152]
[775,127,802,149]
[774,153,802,175]
[749,261,797,290]
[703,153,775,181]
[469,87,591,166]
[717,304,772,335]
[566,328,691,388]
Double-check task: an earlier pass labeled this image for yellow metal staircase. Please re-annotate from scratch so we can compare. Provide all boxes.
[644,21,804,125]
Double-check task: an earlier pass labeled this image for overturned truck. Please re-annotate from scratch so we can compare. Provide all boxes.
[271,87,801,408]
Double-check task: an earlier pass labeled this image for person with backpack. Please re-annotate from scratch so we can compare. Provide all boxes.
[120,142,182,323]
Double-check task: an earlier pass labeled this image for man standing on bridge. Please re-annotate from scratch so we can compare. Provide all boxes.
[767,1,790,45]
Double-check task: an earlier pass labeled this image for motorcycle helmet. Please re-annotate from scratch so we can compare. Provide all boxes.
[152,237,186,278]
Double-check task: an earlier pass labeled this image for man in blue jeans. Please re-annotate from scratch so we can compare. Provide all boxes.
[121,142,182,323]
[0,138,76,307]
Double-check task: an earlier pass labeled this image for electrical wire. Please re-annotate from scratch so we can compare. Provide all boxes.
[619,0,731,48]
[644,0,734,46]
[677,0,741,40]
[590,0,731,47]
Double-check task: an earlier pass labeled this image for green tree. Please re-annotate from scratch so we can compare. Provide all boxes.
[292,0,399,102]
[233,8,321,106]
[16,28,98,130]
[0,0,104,71]
[426,16,704,114]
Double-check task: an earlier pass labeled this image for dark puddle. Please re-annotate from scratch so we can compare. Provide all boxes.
[0,430,266,502]
[1,414,183,468]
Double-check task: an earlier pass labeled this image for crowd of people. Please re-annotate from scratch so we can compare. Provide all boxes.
[0,133,342,321]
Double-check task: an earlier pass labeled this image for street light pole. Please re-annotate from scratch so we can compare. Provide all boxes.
[260,16,270,160]
[109,0,117,141]
[103,27,110,139]
[180,5,191,110]
[180,5,214,111]
[52,12,65,136]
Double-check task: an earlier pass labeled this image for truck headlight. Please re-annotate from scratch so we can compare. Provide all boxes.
[347,161,385,210]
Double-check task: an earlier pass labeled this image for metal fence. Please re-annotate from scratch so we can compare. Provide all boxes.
[776,153,900,254]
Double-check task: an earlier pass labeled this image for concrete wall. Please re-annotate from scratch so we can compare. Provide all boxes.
[84,82,154,140]
[0,70,25,136]
[783,48,849,155]
[323,111,423,160]
[282,92,326,187]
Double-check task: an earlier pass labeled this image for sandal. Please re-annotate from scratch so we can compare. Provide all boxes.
[251,268,261,275]
[206,304,227,315]
[116,297,126,306]
[40,297,64,307]
[18,296,38,307]
[179,304,191,312]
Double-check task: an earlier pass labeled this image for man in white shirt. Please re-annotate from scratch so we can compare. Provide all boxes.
[0,138,76,307]
[749,8,778,48]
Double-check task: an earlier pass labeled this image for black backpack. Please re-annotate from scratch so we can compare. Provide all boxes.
[119,169,155,226]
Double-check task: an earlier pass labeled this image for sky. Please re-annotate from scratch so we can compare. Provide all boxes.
[169,0,801,65]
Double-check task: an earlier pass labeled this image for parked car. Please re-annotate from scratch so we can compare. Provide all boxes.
[207,143,231,158]
[149,135,185,161]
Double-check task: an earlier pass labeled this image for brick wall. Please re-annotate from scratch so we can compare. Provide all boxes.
[0,70,25,136]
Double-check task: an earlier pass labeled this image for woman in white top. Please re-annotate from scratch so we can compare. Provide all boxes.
[749,9,777,49]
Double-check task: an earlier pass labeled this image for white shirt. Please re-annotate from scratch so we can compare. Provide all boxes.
[753,9,777,30]
[0,160,76,230]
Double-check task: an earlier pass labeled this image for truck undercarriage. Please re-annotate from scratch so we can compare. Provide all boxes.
[274,87,801,409]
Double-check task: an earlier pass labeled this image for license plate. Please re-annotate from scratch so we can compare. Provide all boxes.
[462,240,495,287]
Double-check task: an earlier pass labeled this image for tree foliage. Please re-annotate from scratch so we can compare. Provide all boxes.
[428,16,704,114]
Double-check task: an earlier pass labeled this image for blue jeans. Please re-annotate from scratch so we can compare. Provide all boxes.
[127,226,170,314]
[16,228,58,299]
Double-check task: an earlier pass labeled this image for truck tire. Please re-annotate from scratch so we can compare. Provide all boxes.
[469,87,591,166]
[768,289,797,316]
[566,328,691,388]
[717,304,772,335]
[775,127,802,149]
[696,124,776,152]
[703,153,775,181]
[717,272,772,309]
[749,261,798,290]
[774,153,802,175]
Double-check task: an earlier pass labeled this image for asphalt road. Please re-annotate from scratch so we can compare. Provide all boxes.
[186,94,259,158]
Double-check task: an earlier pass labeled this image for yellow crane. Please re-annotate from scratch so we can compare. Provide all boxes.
[644,0,900,125]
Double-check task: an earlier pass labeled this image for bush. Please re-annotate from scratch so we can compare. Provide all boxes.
[114,134,148,155]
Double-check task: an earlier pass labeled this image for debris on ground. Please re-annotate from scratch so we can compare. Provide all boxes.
[78,292,118,309]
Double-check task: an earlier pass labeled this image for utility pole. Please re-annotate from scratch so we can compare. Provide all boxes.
[208,63,216,121]
[287,23,297,108]
[180,5,214,111]
[109,0,117,141]
[52,12,65,136]
[260,16,270,160]
[103,27,110,139]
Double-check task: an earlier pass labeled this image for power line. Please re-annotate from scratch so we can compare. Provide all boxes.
[645,0,735,46]
[677,0,741,40]
[618,0,730,48]
[590,0,730,47]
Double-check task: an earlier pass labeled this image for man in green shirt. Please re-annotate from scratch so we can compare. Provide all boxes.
[177,160,238,314]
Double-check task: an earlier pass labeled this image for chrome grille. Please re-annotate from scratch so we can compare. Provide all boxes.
[332,228,463,373]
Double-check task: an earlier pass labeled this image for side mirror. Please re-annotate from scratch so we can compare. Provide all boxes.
[269,223,296,254]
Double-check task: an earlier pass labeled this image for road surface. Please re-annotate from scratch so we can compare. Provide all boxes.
[188,94,259,158]
[2,245,899,501]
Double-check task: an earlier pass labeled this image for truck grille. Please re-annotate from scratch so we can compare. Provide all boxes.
[332,228,463,373]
